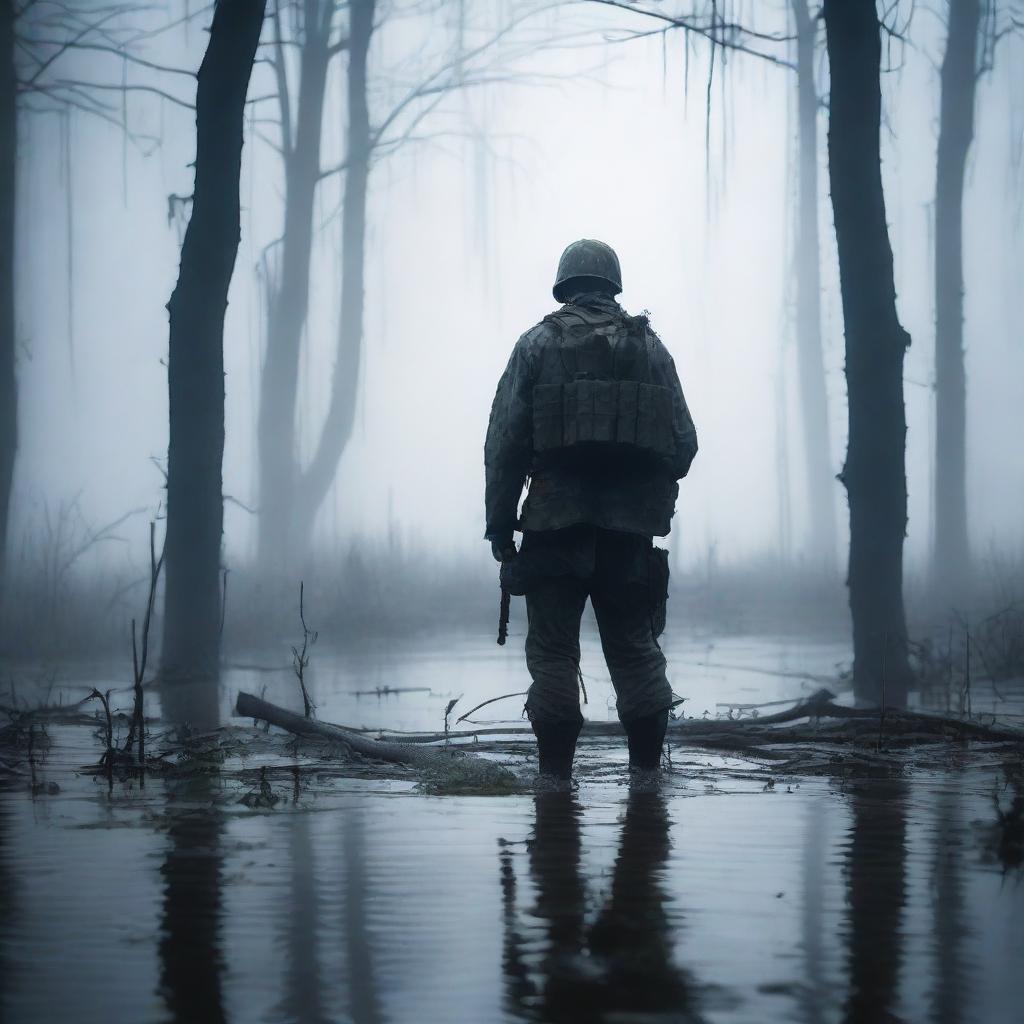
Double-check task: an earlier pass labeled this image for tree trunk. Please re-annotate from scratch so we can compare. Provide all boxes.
[790,0,837,572]
[823,0,913,707]
[257,0,332,568]
[0,3,16,591]
[161,0,266,680]
[294,0,374,546]
[933,0,979,601]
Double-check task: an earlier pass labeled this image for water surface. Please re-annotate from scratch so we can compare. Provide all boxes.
[1,631,1021,1023]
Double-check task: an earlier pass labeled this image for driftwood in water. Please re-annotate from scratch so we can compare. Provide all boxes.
[237,687,1021,778]
[367,688,843,744]
[235,691,516,781]
[368,688,1024,748]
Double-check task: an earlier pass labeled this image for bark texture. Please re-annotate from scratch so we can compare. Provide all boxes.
[933,0,980,599]
[823,0,913,706]
[161,0,266,679]
[791,0,837,570]
[0,2,16,590]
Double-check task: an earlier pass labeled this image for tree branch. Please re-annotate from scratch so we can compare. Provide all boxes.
[271,0,293,156]
[16,36,198,78]
[585,0,796,68]
[19,77,195,109]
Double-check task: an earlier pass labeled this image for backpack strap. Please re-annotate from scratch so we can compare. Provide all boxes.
[542,305,625,382]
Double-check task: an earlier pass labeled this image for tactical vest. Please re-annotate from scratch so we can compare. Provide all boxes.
[532,309,675,465]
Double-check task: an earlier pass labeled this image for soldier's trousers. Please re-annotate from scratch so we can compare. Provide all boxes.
[521,526,671,727]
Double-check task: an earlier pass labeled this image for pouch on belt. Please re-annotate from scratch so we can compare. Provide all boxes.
[648,546,669,639]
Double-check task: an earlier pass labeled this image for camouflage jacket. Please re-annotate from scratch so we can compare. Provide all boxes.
[484,294,697,541]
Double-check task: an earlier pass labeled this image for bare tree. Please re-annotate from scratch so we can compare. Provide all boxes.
[257,0,346,568]
[0,1,15,593]
[934,0,981,601]
[790,0,837,571]
[932,0,1016,599]
[288,0,373,552]
[588,2,838,568]
[823,0,913,706]
[0,1,197,594]
[256,0,556,563]
[161,0,267,681]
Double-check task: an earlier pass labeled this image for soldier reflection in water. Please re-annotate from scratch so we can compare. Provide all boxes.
[500,787,703,1023]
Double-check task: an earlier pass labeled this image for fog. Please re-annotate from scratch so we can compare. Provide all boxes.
[3,9,1024,1020]
[5,0,1024,645]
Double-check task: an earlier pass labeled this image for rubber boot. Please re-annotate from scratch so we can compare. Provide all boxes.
[531,715,583,780]
[624,709,668,771]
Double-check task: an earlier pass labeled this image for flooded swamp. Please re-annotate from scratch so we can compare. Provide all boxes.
[1,629,1022,1023]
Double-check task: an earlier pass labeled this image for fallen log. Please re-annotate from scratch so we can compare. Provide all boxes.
[367,687,1023,747]
[360,688,836,745]
[235,691,517,784]
[237,687,1022,779]
[794,701,1024,743]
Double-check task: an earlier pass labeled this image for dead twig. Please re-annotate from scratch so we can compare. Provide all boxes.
[124,520,164,768]
[962,629,973,717]
[444,697,461,743]
[291,581,317,719]
[456,691,528,725]
[878,632,887,751]
[85,687,115,784]
[354,686,431,697]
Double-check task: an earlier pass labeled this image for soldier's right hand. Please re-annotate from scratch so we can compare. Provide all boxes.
[491,539,518,563]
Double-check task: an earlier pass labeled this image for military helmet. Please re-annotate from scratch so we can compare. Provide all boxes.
[552,238,622,302]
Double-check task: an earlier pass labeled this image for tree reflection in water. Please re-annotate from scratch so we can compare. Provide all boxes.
[277,810,330,1024]
[800,795,827,1024]
[158,677,227,1024]
[842,778,908,1024]
[340,802,382,1024]
[0,786,12,1017]
[158,774,227,1024]
[930,784,968,1024]
[501,786,702,1023]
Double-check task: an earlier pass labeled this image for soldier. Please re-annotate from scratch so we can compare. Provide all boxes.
[484,239,698,780]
